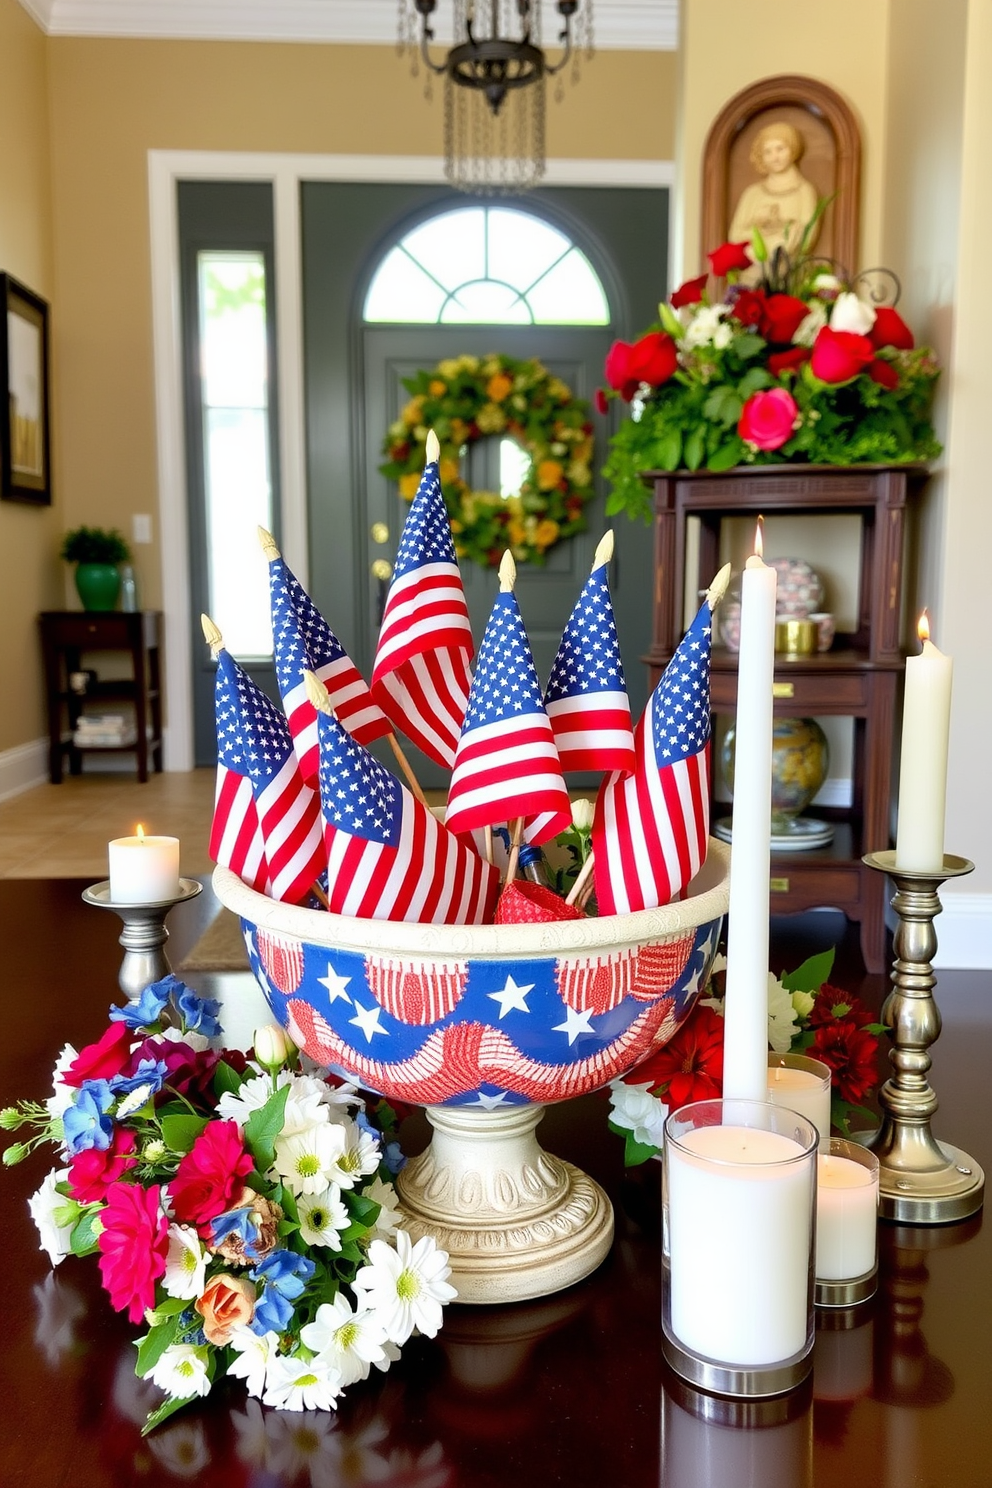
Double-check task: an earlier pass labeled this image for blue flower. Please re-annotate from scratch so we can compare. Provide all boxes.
[211,1205,260,1260]
[355,1111,382,1146]
[108,980,172,1029]
[63,1084,115,1155]
[175,986,222,1039]
[382,1140,407,1176]
[109,1058,169,1098]
[248,1249,315,1335]
[251,1286,294,1335]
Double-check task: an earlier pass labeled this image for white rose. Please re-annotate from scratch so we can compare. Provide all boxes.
[793,303,827,346]
[829,291,876,336]
[608,1081,668,1150]
[570,798,594,831]
[813,273,843,298]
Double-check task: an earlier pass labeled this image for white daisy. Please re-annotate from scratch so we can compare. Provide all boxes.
[218,1069,329,1137]
[115,1083,154,1119]
[162,1223,207,1300]
[262,1353,343,1412]
[28,1168,73,1266]
[147,1419,210,1478]
[45,1045,78,1123]
[364,1175,402,1243]
[353,1231,457,1345]
[608,1080,667,1150]
[323,1120,381,1191]
[227,1326,280,1398]
[272,1122,348,1197]
[145,1343,211,1399]
[767,973,800,1054]
[300,1294,387,1387]
[297,1185,349,1249]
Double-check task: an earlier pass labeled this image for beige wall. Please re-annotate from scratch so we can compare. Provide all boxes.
[0,0,59,756]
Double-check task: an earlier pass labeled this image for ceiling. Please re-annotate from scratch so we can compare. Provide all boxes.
[20,0,678,48]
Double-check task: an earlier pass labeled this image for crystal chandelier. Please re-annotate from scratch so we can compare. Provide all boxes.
[399,1,593,195]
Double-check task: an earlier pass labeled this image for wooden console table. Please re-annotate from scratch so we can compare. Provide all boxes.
[645,465,929,974]
[39,610,163,783]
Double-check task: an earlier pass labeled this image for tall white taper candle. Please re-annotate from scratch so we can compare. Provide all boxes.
[722,529,777,1101]
[894,613,953,872]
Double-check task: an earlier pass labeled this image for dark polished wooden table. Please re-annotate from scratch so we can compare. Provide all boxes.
[2,880,990,1488]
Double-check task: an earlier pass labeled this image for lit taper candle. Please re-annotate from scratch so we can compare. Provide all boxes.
[895,612,953,872]
[722,522,777,1101]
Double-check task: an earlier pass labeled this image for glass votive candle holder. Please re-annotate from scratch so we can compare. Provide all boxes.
[815,1138,879,1307]
[662,1099,818,1398]
[767,1052,832,1152]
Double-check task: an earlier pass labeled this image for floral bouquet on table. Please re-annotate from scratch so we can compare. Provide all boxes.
[1,975,455,1434]
[598,226,941,523]
[608,946,887,1165]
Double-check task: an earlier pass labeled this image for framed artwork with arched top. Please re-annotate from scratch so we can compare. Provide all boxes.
[701,75,862,278]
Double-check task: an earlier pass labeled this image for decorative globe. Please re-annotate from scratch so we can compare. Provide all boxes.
[722,718,830,831]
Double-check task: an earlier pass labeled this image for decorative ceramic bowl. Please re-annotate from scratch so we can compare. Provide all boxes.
[212,847,729,1109]
[769,558,824,619]
[722,718,830,830]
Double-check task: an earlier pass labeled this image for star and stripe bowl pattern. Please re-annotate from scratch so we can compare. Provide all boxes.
[213,840,729,1109]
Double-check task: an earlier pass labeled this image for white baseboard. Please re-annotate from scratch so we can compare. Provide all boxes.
[933,893,992,970]
[0,738,48,802]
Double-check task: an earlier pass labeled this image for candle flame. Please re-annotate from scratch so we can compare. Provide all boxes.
[918,610,930,644]
[754,517,764,559]
[136,824,145,843]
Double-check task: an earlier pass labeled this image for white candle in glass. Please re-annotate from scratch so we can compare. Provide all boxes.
[723,524,777,1101]
[668,1125,812,1365]
[767,1054,832,1151]
[894,612,953,872]
[815,1151,878,1281]
[108,825,181,904]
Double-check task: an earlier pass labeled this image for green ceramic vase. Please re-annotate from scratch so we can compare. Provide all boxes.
[74,563,121,612]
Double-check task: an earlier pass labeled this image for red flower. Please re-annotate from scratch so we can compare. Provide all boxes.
[808,984,874,1030]
[769,346,810,377]
[133,1038,245,1102]
[169,1120,254,1232]
[594,387,609,415]
[730,289,766,328]
[707,240,752,277]
[97,1182,168,1323]
[604,340,638,401]
[870,307,914,351]
[628,331,678,389]
[811,1020,879,1105]
[628,1005,725,1109]
[64,1023,132,1088]
[738,388,798,451]
[868,358,900,390]
[810,326,875,384]
[760,294,809,344]
[68,1127,138,1204]
[671,273,708,309]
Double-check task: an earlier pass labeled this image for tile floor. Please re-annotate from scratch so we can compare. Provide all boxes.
[0,769,216,878]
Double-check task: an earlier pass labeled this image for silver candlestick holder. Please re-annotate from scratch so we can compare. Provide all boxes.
[82,878,203,1001]
[858,851,983,1224]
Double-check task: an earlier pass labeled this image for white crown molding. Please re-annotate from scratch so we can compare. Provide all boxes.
[24,0,677,48]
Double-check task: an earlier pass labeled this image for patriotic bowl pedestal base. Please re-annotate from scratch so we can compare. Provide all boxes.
[212,841,729,1304]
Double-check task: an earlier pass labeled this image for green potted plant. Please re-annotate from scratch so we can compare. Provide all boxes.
[60,526,131,611]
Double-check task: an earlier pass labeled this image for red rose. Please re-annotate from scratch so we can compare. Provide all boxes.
[68,1127,138,1204]
[870,307,914,351]
[810,326,875,384]
[868,358,900,390]
[64,1022,132,1088]
[604,340,637,400]
[768,346,810,377]
[97,1182,168,1323]
[671,273,708,309]
[594,387,609,415]
[707,240,752,277]
[730,289,766,328]
[760,294,809,344]
[808,984,874,1031]
[738,388,798,452]
[627,331,678,388]
[627,1005,725,1110]
[169,1120,254,1232]
[811,1020,879,1105]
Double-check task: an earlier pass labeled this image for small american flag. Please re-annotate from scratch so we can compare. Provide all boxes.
[314,705,498,925]
[270,554,389,783]
[445,587,571,846]
[209,650,324,904]
[545,556,635,775]
[371,459,473,768]
[592,598,713,915]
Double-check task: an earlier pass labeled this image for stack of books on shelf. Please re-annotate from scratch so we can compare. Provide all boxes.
[73,713,137,749]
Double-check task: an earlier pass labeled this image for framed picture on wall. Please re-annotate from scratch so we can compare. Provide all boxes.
[1,274,52,506]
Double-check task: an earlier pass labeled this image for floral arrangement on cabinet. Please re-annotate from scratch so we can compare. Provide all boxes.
[599,227,942,523]
[2,976,454,1434]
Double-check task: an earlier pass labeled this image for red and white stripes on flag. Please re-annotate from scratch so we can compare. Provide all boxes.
[209,766,269,895]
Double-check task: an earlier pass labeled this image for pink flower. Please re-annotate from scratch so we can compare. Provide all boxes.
[810,326,875,384]
[68,1127,138,1204]
[64,1023,132,1088]
[169,1120,254,1233]
[738,388,798,451]
[97,1183,168,1322]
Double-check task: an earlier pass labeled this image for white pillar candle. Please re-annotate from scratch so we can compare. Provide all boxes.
[767,1055,832,1151]
[668,1124,813,1365]
[723,532,777,1101]
[815,1152,878,1281]
[108,825,181,904]
[894,613,953,872]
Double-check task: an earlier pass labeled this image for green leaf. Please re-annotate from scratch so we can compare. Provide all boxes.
[683,425,706,471]
[738,366,773,399]
[734,332,766,360]
[136,1315,182,1379]
[707,438,744,472]
[144,1295,188,1325]
[160,1114,210,1155]
[658,301,684,339]
[244,1084,290,1173]
[213,1060,246,1099]
[141,1394,197,1437]
[344,1190,382,1228]
[656,428,682,471]
[750,225,768,263]
[830,1101,878,1139]
[607,1120,659,1167]
[780,947,835,995]
[69,1207,102,1257]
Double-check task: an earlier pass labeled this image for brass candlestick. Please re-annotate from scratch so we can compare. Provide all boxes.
[82,878,202,1001]
[859,851,983,1224]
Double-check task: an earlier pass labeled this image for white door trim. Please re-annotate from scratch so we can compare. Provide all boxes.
[147,151,675,770]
